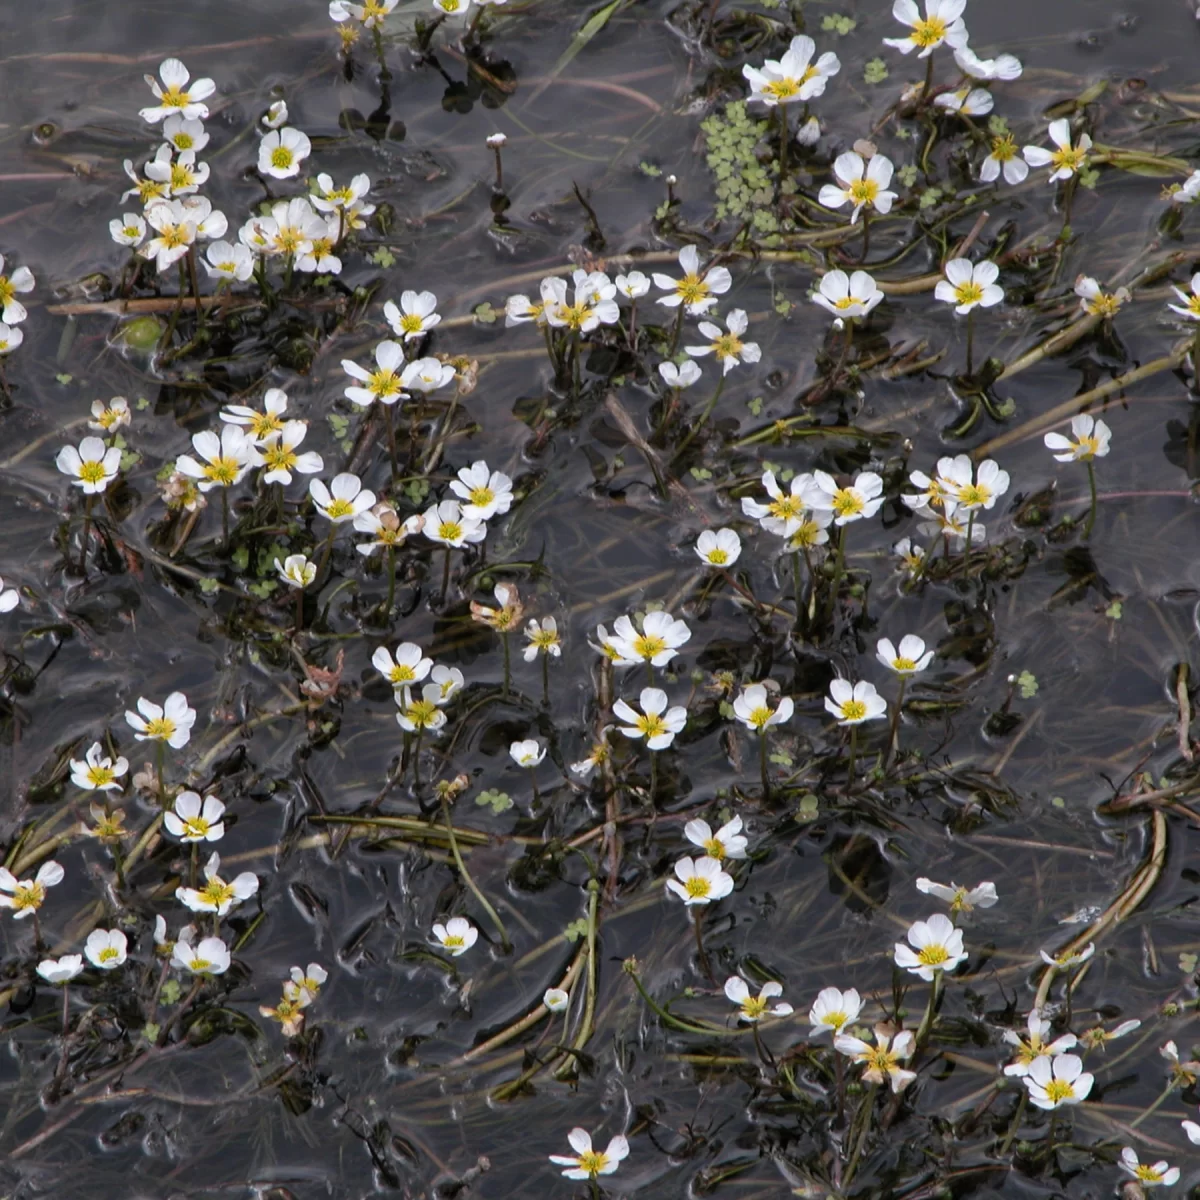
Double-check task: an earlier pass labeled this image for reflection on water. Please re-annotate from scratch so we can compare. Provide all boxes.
[1,0,1200,1195]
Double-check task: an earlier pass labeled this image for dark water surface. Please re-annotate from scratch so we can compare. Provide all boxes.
[3,0,1200,1195]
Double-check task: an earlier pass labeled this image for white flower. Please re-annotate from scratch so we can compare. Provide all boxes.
[1074,275,1128,318]
[825,679,887,725]
[401,357,457,393]
[1078,1018,1139,1049]
[70,742,129,792]
[1039,942,1095,970]
[395,684,450,734]
[732,683,793,734]
[342,340,405,407]
[139,58,216,123]
[813,269,884,319]
[523,617,561,661]
[684,308,760,374]
[179,195,228,242]
[355,506,421,556]
[294,216,342,275]
[37,955,84,984]
[741,468,816,537]
[1172,170,1200,205]
[164,791,225,842]
[1119,1149,1179,1188]
[684,815,748,861]
[835,1024,917,1092]
[806,468,884,525]
[276,554,316,589]
[176,852,259,916]
[0,323,23,355]
[175,425,260,492]
[0,575,18,613]
[161,114,210,156]
[1168,272,1200,322]
[724,976,794,1022]
[1044,413,1111,462]
[918,503,986,549]
[289,962,327,1002]
[259,422,323,485]
[373,643,433,687]
[504,294,546,327]
[1184,1119,1200,1144]
[666,856,734,906]
[954,46,1022,79]
[258,127,311,179]
[432,916,477,956]
[549,1129,629,1180]
[139,198,199,271]
[742,35,841,106]
[262,100,289,129]
[0,254,34,325]
[84,928,128,969]
[1024,1053,1093,1110]
[0,861,64,918]
[937,455,1009,511]
[980,132,1028,185]
[933,87,993,116]
[56,436,121,494]
[695,528,742,567]
[882,0,968,56]
[204,240,254,282]
[615,271,650,299]
[876,635,933,675]
[220,388,289,442]
[1003,1009,1077,1077]
[809,986,862,1037]
[173,935,232,975]
[449,461,513,521]
[384,290,440,341]
[331,0,398,24]
[430,665,465,701]
[486,132,508,148]
[659,360,702,389]
[540,273,619,332]
[144,143,210,197]
[609,611,691,667]
[894,913,967,980]
[934,259,1004,313]
[544,987,569,1011]
[613,687,687,750]
[110,213,147,247]
[915,877,997,912]
[510,739,545,767]
[1022,119,1092,182]
[894,538,926,577]
[88,397,132,433]
[421,500,487,548]
[126,691,196,748]
[652,245,732,315]
[310,473,375,523]
[257,197,324,259]
[818,152,898,223]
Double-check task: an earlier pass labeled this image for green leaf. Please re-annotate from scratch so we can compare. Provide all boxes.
[198,577,220,595]
[56,373,73,385]
[1105,600,1123,620]
[564,918,589,943]
[638,161,662,178]
[1016,670,1038,699]
[370,246,396,268]
[474,301,497,325]
[476,788,512,814]
[142,1022,160,1042]
[863,57,888,84]
[160,979,182,1005]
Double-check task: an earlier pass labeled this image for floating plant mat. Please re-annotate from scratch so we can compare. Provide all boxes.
[2,0,1200,1194]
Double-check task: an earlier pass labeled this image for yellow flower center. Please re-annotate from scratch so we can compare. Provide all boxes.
[182,816,211,838]
[637,713,667,739]
[309,238,334,260]
[712,332,743,360]
[764,78,801,100]
[788,520,822,549]
[263,445,295,471]
[189,955,213,970]
[957,482,990,507]
[325,498,355,519]
[676,275,710,306]
[160,86,189,109]
[387,664,421,689]
[406,699,439,727]
[362,0,388,16]
[953,282,984,306]
[170,162,197,190]
[848,178,880,206]
[78,460,108,485]
[1075,435,1099,458]
[557,302,592,331]
[839,699,867,721]
[138,179,167,203]
[705,548,729,565]
[820,1010,847,1031]
[174,132,195,150]
[11,883,45,911]
[865,1046,897,1072]
[685,876,712,899]
[437,521,463,542]
[469,486,494,509]
[832,489,863,518]
[1043,1079,1075,1104]
[990,133,1017,163]
[911,15,948,46]
[249,412,284,438]
[367,367,402,397]
[1050,145,1087,173]
[531,630,558,650]
[143,716,177,739]
[742,995,769,1019]
[577,1151,609,1178]
[443,934,465,947]
[204,457,239,485]
[768,495,803,520]
[200,878,236,908]
[1134,1167,1164,1184]
[892,656,917,672]
[275,228,304,254]
[0,278,13,307]
[93,814,125,839]
[1084,294,1120,318]
[400,313,424,333]
[833,296,859,310]
[1186,294,1200,318]
[160,223,191,249]
[703,837,725,859]
[632,633,667,660]
[98,946,120,962]
[917,944,950,967]
[747,704,773,731]
[86,764,115,787]
[270,146,294,170]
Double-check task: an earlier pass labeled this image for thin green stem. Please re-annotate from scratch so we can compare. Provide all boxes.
[759,732,769,801]
[220,487,230,547]
[442,797,511,951]
[846,725,858,787]
[962,510,975,580]
[1084,459,1097,539]
[541,651,550,708]
[886,676,907,767]
[649,750,658,805]
[693,908,715,983]
[966,306,975,376]
[913,969,943,1057]
[78,494,95,576]
[156,741,167,808]
[671,374,725,462]
[440,546,452,604]
[385,545,396,616]
[777,104,789,189]
[824,526,847,623]
[501,631,511,698]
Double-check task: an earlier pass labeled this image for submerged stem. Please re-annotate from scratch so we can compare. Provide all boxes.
[1084,459,1097,539]
[441,796,511,953]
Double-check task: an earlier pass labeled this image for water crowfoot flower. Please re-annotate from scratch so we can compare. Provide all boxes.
[0,255,34,325]
[666,856,734,906]
[173,935,232,975]
[1119,1149,1179,1188]
[695,528,742,567]
[685,309,760,375]
[659,359,702,389]
[449,461,513,521]
[894,913,967,980]
[510,739,546,768]
[806,469,884,525]
[57,437,121,494]
[877,635,933,676]
[174,426,260,492]
[818,151,897,223]
[384,290,440,340]
[70,743,129,792]
[544,988,569,1012]
[932,87,993,117]
[221,389,289,442]
[915,877,997,913]
[809,986,862,1038]
[140,58,215,123]
[980,133,1028,185]
[126,692,196,748]
[742,35,841,106]
[935,259,1004,315]
[310,473,376,523]
[0,323,24,355]
[609,611,691,669]
[684,815,748,861]
[882,0,967,57]
[1002,1009,1076,1076]
[825,679,887,726]
[1040,942,1095,971]
[1024,1053,1093,1109]
[653,245,732,315]
[432,916,478,956]
[164,791,225,842]
[724,976,793,1022]
[1045,414,1112,463]
[523,617,561,661]
[373,643,433,688]
[835,1024,917,1092]
[38,955,84,984]
[1022,119,1092,182]
[395,685,450,735]
[401,357,457,393]
[613,687,687,750]
[813,269,884,320]
[84,928,128,969]
[258,127,311,179]
[0,575,18,612]
[342,340,406,407]
[176,852,259,916]
[954,46,1023,80]
[0,862,64,918]
[733,683,793,734]
[276,554,316,590]
[549,1129,629,1179]
[110,213,147,248]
